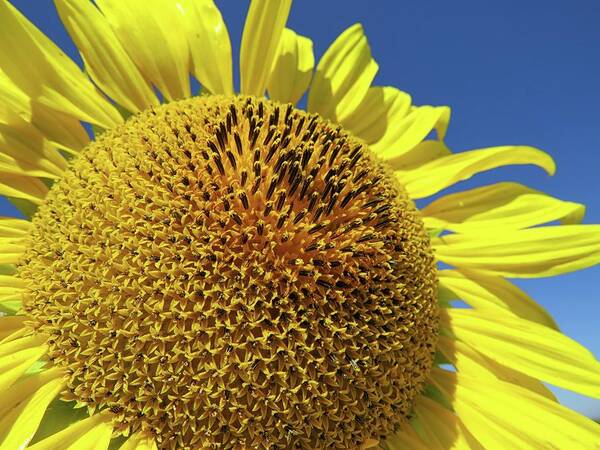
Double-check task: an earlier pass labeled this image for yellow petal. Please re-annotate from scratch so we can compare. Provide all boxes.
[438,269,558,329]
[0,329,27,346]
[372,105,450,160]
[0,173,49,206]
[67,422,113,450]
[55,0,159,113]
[0,1,121,128]
[0,254,23,266]
[0,274,24,313]
[0,70,88,155]
[268,28,314,105]
[0,100,68,174]
[0,345,47,393]
[341,86,411,145]
[423,182,584,232]
[0,72,27,122]
[0,122,66,179]
[119,432,158,450]
[434,225,600,278]
[437,334,557,401]
[388,140,452,171]
[0,234,28,260]
[0,327,28,343]
[0,299,20,315]
[95,0,190,101]
[0,334,46,358]
[398,145,555,199]
[240,0,292,96]
[384,424,431,450]
[432,369,600,449]
[0,265,14,275]
[415,395,484,449]
[0,236,27,246]
[0,239,27,265]
[0,275,24,290]
[359,438,379,449]
[307,24,378,122]
[446,309,600,398]
[0,368,61,416]
[0,218,30,237]
[0,274,25,297]
[0,377,63,449]
[0,316,26,342]
[487,361,557,402]
[28,412,113,450]
[179,0,233,95]
[0,70,89,155]
[29,102,89,156]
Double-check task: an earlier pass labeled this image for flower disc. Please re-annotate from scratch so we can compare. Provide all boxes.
[19,96,438,449]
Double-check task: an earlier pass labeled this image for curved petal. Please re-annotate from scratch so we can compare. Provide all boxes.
[0,275,24,291]
[446,309,600,398]
[388,140,452,171]
[437,335,557,401]
[0,71,27,120]
[55,0,159,113]
[0,170,48,205]
[341,86,411,145]
[398,146,555,199]
[0,235,28,246]
[0,334,47,358]
[29,103,89,156]
[268,28,314,105]
[240,0,292,96]
[0,345,48,392]
[359,439,379,449]
[431,369,600,449]
[28,412,114,450]
[307,23,378,122]
[384,424,431,450]
[0,1,122,128]
[0,70,89,155]
[119,432,158,450]
[0,274,23,314]
[179,0,233,95]
[0,218,31,237]
[95,0,191,101]
[0,369,62,417]
[414,396,484,449]
[0,122,66,179]
[438,269,558,329]
[0,316,27,342]
[434,225,600,278]
[373,105,450,160]
[423,182,584,232]
[0,238,27,264]
[0,375,63,449]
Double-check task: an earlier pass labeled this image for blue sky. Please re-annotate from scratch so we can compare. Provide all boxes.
[5,0,600,417]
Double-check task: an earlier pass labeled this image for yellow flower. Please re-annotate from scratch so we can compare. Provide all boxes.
[0,0,599,449]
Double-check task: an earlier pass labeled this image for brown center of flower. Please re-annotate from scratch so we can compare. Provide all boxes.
[19,95,438,449]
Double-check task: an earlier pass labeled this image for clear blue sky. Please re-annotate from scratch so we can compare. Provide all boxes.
[5,0,600,417]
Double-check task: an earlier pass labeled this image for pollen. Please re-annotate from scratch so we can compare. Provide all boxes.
[18,96,438,449]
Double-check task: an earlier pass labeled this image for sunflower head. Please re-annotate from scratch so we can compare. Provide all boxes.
[1,1,599,449]
[18,95,438,448]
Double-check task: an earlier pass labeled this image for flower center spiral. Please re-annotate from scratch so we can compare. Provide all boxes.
[19,96,438,449]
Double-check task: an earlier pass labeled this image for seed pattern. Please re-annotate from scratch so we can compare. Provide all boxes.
[19,96,438,449]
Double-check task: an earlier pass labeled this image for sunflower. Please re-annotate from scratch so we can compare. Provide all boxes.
[0,0,599,449]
